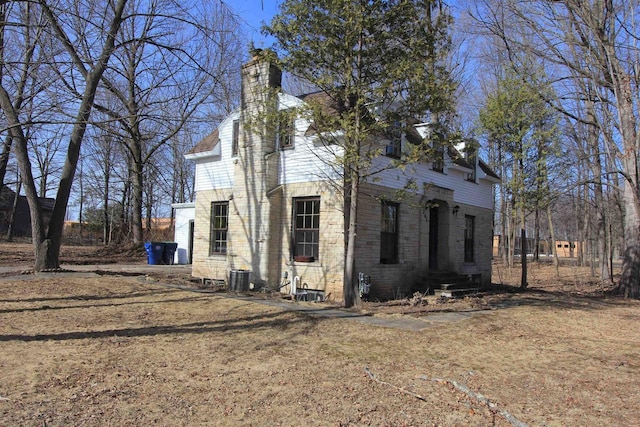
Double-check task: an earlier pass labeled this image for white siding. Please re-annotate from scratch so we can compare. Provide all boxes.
[191,93,495,209]
[194,158,234,192]
[369,156,495,210]
[277,93,344,185]
[278,132,344,184]
[193,112,240,192]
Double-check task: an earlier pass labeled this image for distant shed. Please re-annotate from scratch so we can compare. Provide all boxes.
[172,203,195,264]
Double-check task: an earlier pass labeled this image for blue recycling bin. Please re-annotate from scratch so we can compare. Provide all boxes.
[163,242,178,265]
[144,242,165,265]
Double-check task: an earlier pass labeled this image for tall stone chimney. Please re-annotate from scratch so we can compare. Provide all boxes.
[229,49,282,286]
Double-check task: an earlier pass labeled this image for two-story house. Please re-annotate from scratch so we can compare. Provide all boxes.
[173,51,499,302]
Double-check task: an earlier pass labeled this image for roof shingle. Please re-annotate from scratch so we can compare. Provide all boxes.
[187,129,219,155]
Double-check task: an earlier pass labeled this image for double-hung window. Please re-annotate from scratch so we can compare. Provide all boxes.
[385,121,402,158]
[210,202,229,255]
[464,215,475,262]
[293,197,320,260]
[465,146,477,182]
[432,141,445,172]
[380,201,399,264]
[279,116,295,149]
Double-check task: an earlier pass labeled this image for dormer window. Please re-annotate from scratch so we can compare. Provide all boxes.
[432,141,444,172]
[279,113,295,150]
[466,151,477,182]
[463,142,478,182]
[385,121,402,158]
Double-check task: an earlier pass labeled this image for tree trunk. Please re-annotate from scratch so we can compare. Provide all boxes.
[574,187,584,266]
[619,184,640,297]
[613,70,640,297]
[120,172,131,242]
[520,228,527,289]
[547,205,559,277]
[78,159,84,240]
[6,177,21,241]
[581,184,593,274]
[500,157,509,265]
[586,98,611,282]
[0,86,46,257]
[131,157,144,243]
[533,208,540,262]
[0,136,12,190]
[103,156,110,245]
[343,170,360,308]
[35,0,128,270]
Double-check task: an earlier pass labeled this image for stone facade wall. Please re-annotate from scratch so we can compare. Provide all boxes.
[276,181,345,301]
[353,183,427,299]
[191,188,232,281]
[190,180,345,298]
[447,203,494,285]
[351,182,494,299]
[228,58,282,287]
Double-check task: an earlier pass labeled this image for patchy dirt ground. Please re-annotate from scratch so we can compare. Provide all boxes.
[0,242,639,426]
[0,241,148,266]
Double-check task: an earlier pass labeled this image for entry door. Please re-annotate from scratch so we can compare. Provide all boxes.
[188,220,194,264]
[428,207,439,269]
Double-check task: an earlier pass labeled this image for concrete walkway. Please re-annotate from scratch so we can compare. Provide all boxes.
[158,283,481,332]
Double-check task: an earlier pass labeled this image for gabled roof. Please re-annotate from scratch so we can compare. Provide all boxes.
[0,186,55,211]
[40,197,55,211]
[186,89,501,183]
[299,90,343,117]
[479,160,501,181]
[448,146,474,170]
[299,91,347,137]
[186,129,219,156]
[299,92,429,146]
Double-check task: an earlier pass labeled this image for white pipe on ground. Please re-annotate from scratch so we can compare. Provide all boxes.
[291,276,300,295]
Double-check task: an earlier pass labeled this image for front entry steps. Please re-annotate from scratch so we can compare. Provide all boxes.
[413,271,482,298]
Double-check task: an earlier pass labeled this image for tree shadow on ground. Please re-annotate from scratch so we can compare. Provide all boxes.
[0,288,178,304]
[0,304,323,343]
[465,282,629,312]
[0,294,211,315]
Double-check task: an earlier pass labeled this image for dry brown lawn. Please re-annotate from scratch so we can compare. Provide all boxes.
[0,243,639,426]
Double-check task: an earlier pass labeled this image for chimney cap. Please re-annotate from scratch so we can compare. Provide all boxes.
[248,43,277,62]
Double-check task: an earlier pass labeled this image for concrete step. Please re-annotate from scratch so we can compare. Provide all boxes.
[439,282,470,290]
[434,287,480,298]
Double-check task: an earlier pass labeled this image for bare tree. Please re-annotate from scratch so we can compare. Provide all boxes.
[0,1,47,193]
[0,0,128,270]
[88,0,244,243]
[469,0,640,297]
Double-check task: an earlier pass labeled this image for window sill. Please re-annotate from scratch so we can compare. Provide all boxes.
[294,255,315,263]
